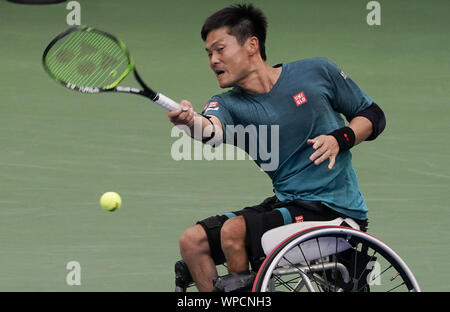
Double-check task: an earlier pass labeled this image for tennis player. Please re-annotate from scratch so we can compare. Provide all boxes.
[169,4,386,292]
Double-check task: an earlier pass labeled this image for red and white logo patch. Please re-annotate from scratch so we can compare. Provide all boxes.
[203,101,219,112]
[295,215,304,223]
[293,91,307,106]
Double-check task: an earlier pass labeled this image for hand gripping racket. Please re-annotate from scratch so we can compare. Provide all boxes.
[42,25,180,111]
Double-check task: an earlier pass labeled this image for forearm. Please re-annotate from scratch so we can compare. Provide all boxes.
[348,116,373,146]
[308,103,385,169]
[188,113,223,145]
[188,113,214,140]
[168,99,223,145]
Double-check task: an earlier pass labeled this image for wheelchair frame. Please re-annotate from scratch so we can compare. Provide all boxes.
[252,225,421,292]
[175,225,421,292]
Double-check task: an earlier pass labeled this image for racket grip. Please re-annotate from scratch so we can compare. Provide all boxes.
[154,93,180,111]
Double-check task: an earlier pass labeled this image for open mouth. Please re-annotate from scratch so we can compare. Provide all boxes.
[215,70,225,77]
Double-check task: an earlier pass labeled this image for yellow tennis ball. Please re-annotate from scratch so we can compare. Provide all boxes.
[100,192,122,212]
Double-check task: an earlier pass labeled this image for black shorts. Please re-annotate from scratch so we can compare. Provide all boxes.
[197,195,368,271]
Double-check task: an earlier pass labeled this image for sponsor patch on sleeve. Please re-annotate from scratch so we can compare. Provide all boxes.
[203,101,220,113]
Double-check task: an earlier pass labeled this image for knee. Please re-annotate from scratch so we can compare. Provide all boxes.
[179,225,209,256]
[221,216,246,252]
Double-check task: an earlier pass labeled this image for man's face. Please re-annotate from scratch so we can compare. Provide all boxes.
[205,27,251,88]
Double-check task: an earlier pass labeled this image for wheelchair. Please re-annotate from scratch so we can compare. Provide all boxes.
[175,218,421,292]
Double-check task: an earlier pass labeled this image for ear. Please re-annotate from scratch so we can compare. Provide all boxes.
[245,36,260,57]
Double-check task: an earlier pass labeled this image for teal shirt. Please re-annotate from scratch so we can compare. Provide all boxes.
[202,57,373,220]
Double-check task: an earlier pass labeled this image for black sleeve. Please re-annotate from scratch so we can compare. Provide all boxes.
[355,102,386,141]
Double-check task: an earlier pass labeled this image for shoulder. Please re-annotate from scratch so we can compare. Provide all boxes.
[287,57,336,72]
[202,89,238,115]
[287,58,345,85]
[209,88,244,107]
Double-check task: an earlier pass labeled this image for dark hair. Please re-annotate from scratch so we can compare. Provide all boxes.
[201,4,268,61]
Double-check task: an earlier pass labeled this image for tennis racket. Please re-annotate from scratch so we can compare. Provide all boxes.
[42,25,180,111]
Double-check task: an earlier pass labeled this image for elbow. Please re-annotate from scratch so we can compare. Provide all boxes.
[356,102,386,141]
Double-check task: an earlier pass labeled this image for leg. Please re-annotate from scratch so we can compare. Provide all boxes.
[179,195,280,291]
[211,215,256,292]
[220,216,249,273]
[179,224,218,292]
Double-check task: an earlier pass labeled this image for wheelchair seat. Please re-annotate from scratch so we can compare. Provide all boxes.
[261,217,360,264]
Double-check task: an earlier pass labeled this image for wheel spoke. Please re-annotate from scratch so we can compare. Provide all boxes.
[296,244,323,292]
[387,281,406,292]
[272,272,296,291]
[315,238,330,291]
[255,227,419,293]
[354,249,378,291]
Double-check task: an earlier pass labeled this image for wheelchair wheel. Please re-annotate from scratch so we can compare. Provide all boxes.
[252,226,421,292]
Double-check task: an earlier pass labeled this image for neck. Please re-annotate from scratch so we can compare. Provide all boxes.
[237,60,282,94]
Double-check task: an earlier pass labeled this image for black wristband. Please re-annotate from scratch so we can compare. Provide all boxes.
[201,114,216,143]
[329,126,355,152]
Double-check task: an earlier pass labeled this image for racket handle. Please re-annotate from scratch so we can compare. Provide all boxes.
[154,93,180,111]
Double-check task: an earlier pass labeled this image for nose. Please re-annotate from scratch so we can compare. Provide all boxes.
[209,52,220,68]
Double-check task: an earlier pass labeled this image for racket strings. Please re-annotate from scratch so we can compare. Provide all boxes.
[44,28,130,89]
[46,30,91,80]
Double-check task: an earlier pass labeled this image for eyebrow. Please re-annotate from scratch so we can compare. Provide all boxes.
[205,41,223,53]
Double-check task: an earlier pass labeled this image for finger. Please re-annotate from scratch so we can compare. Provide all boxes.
[313,150,331,165]
[313,140,325,150]
[309,146,327,162]
[167,109,182,118]
[307,138,316,145]
[175,101,191,115]
[328,155,336,170]
[169,99,190,114]
[179,99,193,108]
[309,150,320,162]
[187,110,195,126]
[185,108,196,122]
[178,110,191,121]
